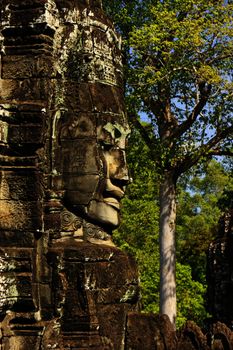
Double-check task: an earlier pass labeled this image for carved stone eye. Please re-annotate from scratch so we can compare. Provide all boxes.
[114,128,122,139]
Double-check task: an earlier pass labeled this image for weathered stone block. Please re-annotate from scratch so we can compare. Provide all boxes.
[2,334,42,350]
[0,231,35,247]
[14,274,33,298]
[97,304,131,350]
[32,283,52,318]
[17,103,46,114]
[0,247,33,259]
[2,55,54,79]
[47,242,140,347]
[126,313,177,350]
[61,140,99,174]
[63,175,99,205]
[62,332,105,350]
[0,248,35,314]
[0,79,19,101]
[63,82,93,112]
[89,83,125,113]
[8,124,43,145]
[3,0,46,6]
[2,25,55,40]
[59,113,96,139]
[90,83,124,114]
[0,155,38,167]
[6,8,46,27]
[0,79,48,102]
[0,170,42,201]
[87,257,138,289]
[0,200,42,230]
[177,321,209,350]
[0,249,32,271]
[43,211,62,232]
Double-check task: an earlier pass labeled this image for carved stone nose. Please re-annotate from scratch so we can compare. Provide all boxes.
[113,165,130,183]
[108,148,129,184]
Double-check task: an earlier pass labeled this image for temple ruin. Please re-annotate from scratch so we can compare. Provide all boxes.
[0,1,233,349]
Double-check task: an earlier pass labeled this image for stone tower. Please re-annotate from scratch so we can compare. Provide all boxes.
[0,1,139,348]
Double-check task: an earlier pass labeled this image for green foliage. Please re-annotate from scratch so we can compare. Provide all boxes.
[134,243,208,329]
[114,128,213,328]
[129,1,233,87]
[113,128,161,316]
[105,0,233,327]
[115,193,209,328]
[124,127,159,201]
[113,127,160,249]
[102,0,150,36]
[104,0,233,172]
[176,263,207,328]
[189,160,233,195]
[136,241,160,315]
[218,189,233,210]
[176,160,233,282]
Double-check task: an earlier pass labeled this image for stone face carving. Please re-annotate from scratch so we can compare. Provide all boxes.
[0,1,139,349]
[41,0,130,242]
[57,111,130,229]
[0,0,129,240]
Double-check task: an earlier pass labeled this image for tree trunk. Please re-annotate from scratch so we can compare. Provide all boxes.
[159,172,177,328]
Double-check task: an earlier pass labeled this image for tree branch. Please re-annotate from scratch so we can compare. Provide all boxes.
[175,125,233,177]
[207,149,233,157]
[201,126,233,154]
[171,83,211,140]
[145,91,178,143]
[208,53,233,65]
[128,111,159,152]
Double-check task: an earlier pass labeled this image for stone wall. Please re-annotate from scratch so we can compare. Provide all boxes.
[207,210,233,327]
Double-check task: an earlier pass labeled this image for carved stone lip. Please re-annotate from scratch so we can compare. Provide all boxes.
[105,187,125,199]
[103,187,125,210]
[103,197,121,210]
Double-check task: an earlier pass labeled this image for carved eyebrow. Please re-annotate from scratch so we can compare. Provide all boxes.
[103,122,131,139]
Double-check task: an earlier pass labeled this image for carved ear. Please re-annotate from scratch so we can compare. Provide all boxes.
[52,110,64,146]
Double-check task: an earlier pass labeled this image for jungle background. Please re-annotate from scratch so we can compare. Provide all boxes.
[102,0,233,328]
[113,128,232,328]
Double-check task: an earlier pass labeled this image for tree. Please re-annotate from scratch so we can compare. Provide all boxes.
[113,127,161,318]
[104,0,233,327]
[114,128,209,328]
